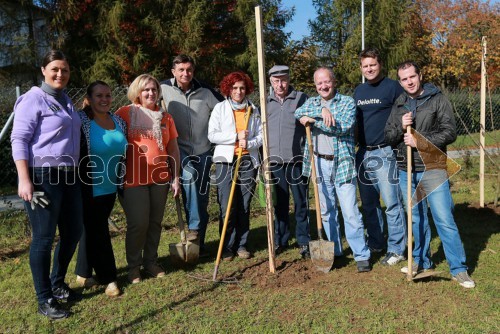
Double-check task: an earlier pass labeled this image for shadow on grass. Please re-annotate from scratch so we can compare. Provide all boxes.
[429,203,499,275]
[0,244,30,260]
[104,281,221,334]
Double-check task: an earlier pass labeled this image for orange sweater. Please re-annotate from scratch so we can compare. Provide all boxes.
[116,104,178,187]
[234,108,249,155]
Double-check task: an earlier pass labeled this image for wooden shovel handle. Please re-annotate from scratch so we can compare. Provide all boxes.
[305,124,324,240]
[175,196,186,243]
[406,126,413,281]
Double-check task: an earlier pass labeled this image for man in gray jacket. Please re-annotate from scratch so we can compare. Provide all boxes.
[161,55,223,256]
[266,65,310,258]
[385,61,475,288]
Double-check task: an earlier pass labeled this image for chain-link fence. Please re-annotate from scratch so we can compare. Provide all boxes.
[0,86,498,191]
[0,85,129,191]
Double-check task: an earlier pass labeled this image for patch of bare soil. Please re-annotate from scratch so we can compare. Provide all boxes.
[240,258,319,289]
[467,202,500,215]
[0,241,30,260]
[226,256,383,291]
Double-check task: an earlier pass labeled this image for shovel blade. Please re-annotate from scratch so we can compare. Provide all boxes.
[185,240,200,264]
[309,239,335,273]
[169,242,186,264]
[412,270,443,280]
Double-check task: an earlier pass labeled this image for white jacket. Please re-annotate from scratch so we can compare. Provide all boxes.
[208,99,262,167]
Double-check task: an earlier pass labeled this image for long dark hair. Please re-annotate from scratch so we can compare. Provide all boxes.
[82,80,111,119]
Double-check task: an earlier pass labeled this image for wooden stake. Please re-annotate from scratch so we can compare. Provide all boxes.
[255,5,276,273]
[480,36,486,208]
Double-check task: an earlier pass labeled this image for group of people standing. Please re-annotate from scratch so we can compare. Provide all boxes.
[293,48,474,288]
[11,48,475,320]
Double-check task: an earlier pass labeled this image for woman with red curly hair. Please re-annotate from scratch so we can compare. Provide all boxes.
[208,71,262,260]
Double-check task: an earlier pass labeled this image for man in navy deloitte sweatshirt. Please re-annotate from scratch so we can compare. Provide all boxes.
[354,48,407,267]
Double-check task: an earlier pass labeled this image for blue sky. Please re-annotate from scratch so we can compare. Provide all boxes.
[282,0,316,40]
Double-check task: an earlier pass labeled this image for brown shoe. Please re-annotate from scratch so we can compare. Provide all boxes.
[186,230,199,241]
[145,264,165,278]
[237,248,251,259]
[105,282,121,297]
[128,267,141,284]
[76,275,98,288]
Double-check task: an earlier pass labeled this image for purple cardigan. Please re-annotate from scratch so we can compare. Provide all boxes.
[11,86,81,167]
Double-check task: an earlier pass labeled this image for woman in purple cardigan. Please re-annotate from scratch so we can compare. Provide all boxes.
[11,50,83,320]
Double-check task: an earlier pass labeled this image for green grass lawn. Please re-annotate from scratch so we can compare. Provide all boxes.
[0,159,499,333]
[449,129,500,150]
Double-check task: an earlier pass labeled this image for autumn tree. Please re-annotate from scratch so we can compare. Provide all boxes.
[309,0,359,87]
[284,39,320,95]
[48,0,293,87]
[308,0,424,88]
[51,0,211,85]
[417,0,499,89]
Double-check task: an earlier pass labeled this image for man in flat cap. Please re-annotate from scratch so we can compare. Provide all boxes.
[266,65,311,258]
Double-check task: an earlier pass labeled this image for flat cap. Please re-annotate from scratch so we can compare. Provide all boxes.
[268,65,289,77]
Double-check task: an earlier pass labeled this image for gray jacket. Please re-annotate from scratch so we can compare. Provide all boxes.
[160,78,223,156]
[266,87,308,163]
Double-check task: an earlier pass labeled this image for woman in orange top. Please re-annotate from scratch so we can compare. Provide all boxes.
[208,71,262,260]
[116,74,180,284]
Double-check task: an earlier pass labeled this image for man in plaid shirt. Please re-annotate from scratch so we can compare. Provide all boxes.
[295,67,371,272]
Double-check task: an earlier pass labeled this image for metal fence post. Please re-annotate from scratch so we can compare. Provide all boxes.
[0,86,19,144]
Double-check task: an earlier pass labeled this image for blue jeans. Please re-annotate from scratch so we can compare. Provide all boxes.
[315,157,370,261]
[269,162,310,247]
[356,146,406,254]
[26,167,83,304]
[399,169,468,275]
[179,149,212,249]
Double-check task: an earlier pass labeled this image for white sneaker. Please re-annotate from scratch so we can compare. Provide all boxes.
[400,263,423,275]
[105,282,121,297]
[75,275,98,288]
[380,252,406,266]
[452,271,475,289]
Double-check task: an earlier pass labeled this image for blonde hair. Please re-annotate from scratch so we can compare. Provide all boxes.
[127,74,162,105]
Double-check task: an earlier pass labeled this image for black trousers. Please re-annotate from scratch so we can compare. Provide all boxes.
[215,156,257,252]
[75,192,117,284]
[269,162,310,247]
